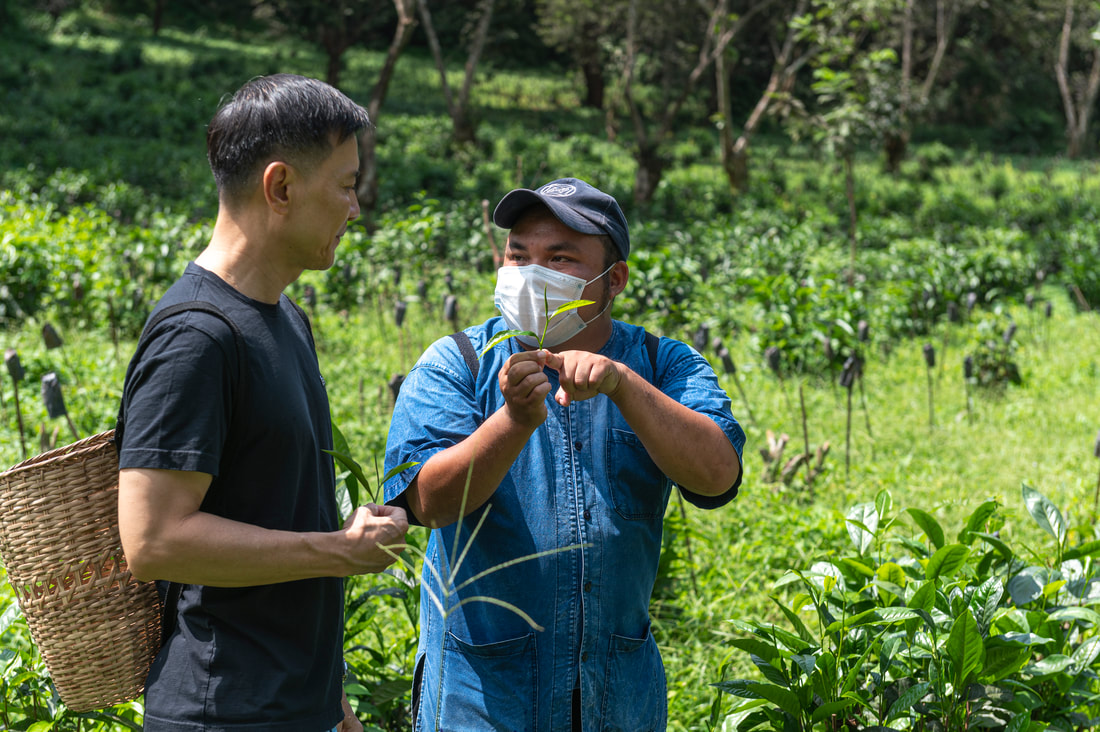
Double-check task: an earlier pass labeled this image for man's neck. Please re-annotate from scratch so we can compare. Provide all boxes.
[196,215,297,305]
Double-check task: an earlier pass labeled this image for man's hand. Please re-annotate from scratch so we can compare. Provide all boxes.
[542,351,623,406]
[337,689,363,732]
[341,503,409,575]
[498,350,553,427]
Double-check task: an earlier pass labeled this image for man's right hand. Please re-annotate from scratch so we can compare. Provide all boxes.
[341,503,409,575]
[499,349,552,428]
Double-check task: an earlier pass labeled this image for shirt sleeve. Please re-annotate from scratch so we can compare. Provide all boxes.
[383,336,484,526]
[655,338,746,510]
[117,313,237,475]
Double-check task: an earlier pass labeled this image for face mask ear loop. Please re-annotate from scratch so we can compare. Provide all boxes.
[586,262,617,287]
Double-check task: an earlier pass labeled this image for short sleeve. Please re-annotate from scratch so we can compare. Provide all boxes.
[655,339,746,510]
[118,313,237,475]
[382,336,484,525]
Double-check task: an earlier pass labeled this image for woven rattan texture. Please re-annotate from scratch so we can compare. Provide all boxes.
[0,430,161,712]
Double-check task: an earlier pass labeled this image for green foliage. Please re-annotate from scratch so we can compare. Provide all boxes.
[716,485,1100,731]
[964,312,1024,393]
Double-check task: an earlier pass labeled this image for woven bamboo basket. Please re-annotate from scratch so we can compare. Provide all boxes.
[0,429,161,712]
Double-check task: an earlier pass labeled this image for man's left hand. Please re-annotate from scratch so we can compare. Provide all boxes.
[542,351,624,406]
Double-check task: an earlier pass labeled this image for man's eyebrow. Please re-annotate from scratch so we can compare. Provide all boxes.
[506,239,583,253]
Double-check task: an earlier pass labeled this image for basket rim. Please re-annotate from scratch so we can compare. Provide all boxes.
[1,429,116,477]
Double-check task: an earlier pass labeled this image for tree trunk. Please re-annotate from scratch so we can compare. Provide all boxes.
[357,0,418,216]
[152,0,166,35]
[883,129,910,174]
[581,57,605,109]
[719,0,810,194]
[633,145,666,203]
[416,0,494,144]
[1053,0,1100,159]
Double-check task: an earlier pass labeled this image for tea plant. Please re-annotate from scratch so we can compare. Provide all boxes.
[715,484,1100,731]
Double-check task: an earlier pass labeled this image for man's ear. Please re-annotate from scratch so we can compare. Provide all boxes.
[262,161,293,214]
[609,261,629,298]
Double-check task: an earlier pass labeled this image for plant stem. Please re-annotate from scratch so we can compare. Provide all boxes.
[845,384,853,482]
[926,367,935,430]
[858,375,874,458]
[732,373,756,427]
[799,383,811,487]
[1093,462,1100,519]
[674,489,700,597]
[10,377,26,460]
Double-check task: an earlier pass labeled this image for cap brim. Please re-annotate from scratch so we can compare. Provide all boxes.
[492,189,606,237]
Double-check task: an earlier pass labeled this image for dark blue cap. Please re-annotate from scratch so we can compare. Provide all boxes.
[492,178,630,260]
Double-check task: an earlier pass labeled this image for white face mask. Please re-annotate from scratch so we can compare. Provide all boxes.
[493,264,614,347]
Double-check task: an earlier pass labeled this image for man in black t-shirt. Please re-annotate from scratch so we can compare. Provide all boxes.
[117,74,408,732]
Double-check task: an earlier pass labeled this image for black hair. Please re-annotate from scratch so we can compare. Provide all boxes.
[206,74,371,205]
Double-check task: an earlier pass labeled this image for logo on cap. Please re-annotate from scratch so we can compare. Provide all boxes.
[539,183,577,198]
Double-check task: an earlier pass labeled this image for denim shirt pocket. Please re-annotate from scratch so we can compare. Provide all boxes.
[437,631,538,731]
[599,626,668,731]
[606,428,671,520]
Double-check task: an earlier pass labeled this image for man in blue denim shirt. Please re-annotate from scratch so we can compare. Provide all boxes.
[384,178,745,731]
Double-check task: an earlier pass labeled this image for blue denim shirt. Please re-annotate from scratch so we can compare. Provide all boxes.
[384,318,745,732]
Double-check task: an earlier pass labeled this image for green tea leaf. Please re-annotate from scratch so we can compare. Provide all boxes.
[1023,654,1073,677]
[811,697,857,724]
[907,580,936,612]
[479,329,537,358]
[1048,606,1100,627]
[978,644,1031,683]
[1005,712,1031,732]
[712,679,762,698]
[972,531,1013,561]
[846,502,878,554]
[746,681,802,717]
[970,576,1004,630]
[945,608,984,688]
[885,681,931,721]
[1022,483,1066,547]
[324,448,373,509]
[958,499,999,545]
[1007,571,1043,606]
[729,637,783,665]
[926,543,970,580]
[750,655,789,686]
[1063,539,1100,562]
[771,596,816,644]
[1071,636,1100,673]
[877,607,921,623]
[547,299,595,321]
[874,488,893,520]
[381,460,420,485]
[907,508,945,550]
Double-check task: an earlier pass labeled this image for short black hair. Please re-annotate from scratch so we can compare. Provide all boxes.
[206,74,371,205]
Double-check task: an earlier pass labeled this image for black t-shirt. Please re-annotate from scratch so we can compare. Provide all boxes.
[118,262,343,732]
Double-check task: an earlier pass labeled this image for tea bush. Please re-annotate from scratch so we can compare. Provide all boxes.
[716,485,1100,731]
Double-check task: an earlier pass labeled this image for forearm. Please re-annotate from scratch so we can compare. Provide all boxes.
[125,510,359,586]
[407,405,538,528]
[609,368,741,496]
[120,468,406,585]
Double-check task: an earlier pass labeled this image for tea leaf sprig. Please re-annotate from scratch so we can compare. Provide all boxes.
[479,287,594,358]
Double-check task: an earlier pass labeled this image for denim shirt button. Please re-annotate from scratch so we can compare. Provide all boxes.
[584,581,592,592]
[583,510,591,520]
[574,440,582,450]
